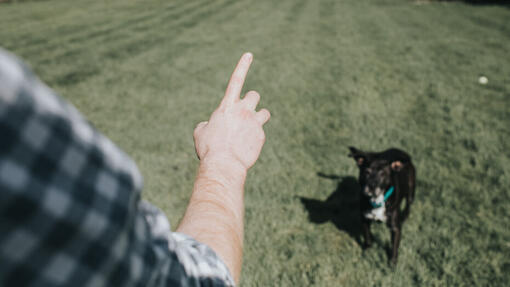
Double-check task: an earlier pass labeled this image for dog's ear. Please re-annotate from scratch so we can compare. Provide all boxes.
[391,161,404,171]
[348,146,366,167]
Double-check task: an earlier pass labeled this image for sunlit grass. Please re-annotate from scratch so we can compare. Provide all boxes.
[1,0,509,285]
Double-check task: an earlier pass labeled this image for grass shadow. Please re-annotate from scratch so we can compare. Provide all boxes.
[299,173,362,246]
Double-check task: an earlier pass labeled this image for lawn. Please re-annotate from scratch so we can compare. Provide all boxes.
[1,0,509,285]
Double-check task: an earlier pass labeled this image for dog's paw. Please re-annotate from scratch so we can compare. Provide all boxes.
[389,257,398,267]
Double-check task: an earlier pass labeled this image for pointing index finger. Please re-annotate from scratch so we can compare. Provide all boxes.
[221,53,253,107]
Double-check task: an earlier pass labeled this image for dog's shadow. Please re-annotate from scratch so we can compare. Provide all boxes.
[299,173,362,246]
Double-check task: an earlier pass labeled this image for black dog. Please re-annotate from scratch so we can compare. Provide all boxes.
[349,147,416,265]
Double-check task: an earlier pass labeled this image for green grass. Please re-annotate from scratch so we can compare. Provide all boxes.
[1,0,509,285]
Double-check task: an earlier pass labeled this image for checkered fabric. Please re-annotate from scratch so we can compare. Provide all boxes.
[0,48,235,287]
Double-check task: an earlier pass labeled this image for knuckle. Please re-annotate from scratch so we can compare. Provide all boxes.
[239,109,252,119]
[248,90,259,97]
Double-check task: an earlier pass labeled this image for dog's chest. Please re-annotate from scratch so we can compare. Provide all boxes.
[364,194,387,222]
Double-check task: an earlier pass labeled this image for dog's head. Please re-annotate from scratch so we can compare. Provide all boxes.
[348,147,403,198]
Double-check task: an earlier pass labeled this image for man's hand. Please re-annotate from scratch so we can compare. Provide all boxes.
[193,53,270,170]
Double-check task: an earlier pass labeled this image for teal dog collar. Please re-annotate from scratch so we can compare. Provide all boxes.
[370,186,394,208]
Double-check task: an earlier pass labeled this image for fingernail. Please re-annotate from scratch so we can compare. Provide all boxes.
[245,52,253,60]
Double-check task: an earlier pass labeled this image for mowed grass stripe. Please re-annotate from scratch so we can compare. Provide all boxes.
[16,0,199,58]
[0,1,130,49]
[61,0,236,63]
[20,0,210,63]
[309,0,404,152]
[95,0,244,65]
[45,0,245,86]
[244,0,318,167]
[98,0,243,56]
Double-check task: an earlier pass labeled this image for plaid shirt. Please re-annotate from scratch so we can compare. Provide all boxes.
[0,49,235,287]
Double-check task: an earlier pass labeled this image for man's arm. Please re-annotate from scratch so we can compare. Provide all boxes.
[176,53,270,284]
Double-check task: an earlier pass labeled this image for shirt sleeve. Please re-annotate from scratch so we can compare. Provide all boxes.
[0,48,235,287]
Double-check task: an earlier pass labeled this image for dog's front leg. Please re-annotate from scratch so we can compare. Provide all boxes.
[390,218,401,265]
[362,218,372,249]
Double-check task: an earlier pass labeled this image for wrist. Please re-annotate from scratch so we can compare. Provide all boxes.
[199,154,248,187]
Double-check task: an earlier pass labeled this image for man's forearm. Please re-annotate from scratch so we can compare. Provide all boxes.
[176,157,247,283]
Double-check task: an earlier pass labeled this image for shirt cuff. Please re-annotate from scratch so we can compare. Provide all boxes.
[139,200,235,286]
